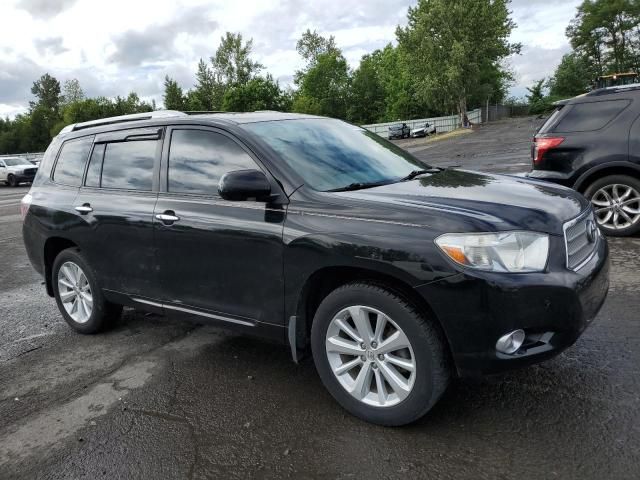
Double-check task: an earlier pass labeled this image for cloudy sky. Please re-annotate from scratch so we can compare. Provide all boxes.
[0,0,580,118]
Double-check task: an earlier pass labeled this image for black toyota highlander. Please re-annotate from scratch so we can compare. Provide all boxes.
[21,111,609,426]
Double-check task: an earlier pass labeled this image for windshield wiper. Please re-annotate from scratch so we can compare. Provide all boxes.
[327,180,390,192]
[400,167,442,182]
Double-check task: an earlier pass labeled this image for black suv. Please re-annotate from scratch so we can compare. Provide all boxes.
[22,111,609,426]
[388,123,410,139]
[528,84,640,236]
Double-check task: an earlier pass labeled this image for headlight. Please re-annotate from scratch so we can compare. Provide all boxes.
[435,231,549,272]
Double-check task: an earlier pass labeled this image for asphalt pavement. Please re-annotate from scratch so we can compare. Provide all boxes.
[1,117,639,479]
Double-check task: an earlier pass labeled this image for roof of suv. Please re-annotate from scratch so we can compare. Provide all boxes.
[58,110,324,136]
[554,83,640,106]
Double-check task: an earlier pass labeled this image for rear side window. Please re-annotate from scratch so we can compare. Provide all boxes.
[53,137,93,186]
[554,100,630,132]
[100,140,157,190]
[537,107,564,134]
[168,129,258,195]
[85,144,105,187]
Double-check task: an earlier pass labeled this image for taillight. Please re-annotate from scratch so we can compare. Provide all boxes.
[20,193,32,221]
[532,136,564,164]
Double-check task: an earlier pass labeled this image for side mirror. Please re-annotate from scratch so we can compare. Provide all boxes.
[218,169,272,201]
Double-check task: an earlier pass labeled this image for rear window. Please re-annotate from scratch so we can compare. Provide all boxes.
[537,107,564,134]
[554,100,630,132]
[100,140,157,190]
[53,136,93,186]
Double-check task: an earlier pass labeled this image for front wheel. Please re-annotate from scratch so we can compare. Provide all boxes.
[584,174,640,237]
[311,282,450,426]
[52,248,122,334]
[7,175,18,187]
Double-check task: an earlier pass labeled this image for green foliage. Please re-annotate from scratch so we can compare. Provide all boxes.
[397,0,519,123]
[293,50,350,119]
[526,79,557,114]
[212,32,264,87]
[163,76,186,111]
[222,75,290,112]
[567,0,640,75]
[348,54,386,124]
[547,53,593,98]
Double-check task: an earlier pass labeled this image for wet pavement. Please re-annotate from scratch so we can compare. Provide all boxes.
[1,117,639,479]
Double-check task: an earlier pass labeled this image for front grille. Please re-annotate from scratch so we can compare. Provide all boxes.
[23,168,37,175]
[564,210,598,271]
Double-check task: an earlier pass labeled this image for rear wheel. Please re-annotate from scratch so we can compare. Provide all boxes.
[8,175,18,187]
[52,248,122,333]
[584,174,640,237]
[311,282,450,426]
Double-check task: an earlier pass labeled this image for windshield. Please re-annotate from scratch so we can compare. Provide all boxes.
[243,119,427,191]
[2,158,28,166]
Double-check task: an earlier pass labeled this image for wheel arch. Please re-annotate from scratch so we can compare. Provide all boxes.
[43,237,78,296]
[574,162,640,193]
[292,265,454,366]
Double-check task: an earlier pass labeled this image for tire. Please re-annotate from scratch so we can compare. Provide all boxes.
[584,174,640,237]
[8,175,18,187]
[52,248,122,334]
[311,282,450,426]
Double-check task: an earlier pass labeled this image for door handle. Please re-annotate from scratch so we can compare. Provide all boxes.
[155,212,180,224]
[75,204,93,214]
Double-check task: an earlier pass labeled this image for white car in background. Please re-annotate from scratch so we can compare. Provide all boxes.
[410,122,437,138]
[0,157,38,187]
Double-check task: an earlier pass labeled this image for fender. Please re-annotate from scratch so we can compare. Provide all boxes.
[574,161,640,191]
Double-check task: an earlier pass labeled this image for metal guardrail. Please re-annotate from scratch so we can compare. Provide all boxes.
[362,108,482,137]
[0,152,44,162]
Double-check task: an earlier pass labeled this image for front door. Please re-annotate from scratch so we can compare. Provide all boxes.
[153,126,286,327]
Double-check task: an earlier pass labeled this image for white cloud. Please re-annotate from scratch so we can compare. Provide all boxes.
[0,0,582,116]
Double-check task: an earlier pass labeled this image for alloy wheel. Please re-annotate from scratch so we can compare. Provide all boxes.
[57,261,93,324]
[325,305,416,407]
[591,183,640,230]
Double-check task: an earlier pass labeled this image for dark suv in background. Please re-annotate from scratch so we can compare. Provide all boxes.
[22,111,609,426]
[529,84,640,236]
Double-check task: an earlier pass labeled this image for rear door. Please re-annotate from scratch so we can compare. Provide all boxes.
[72,127,162,298]
[153,125,286,327]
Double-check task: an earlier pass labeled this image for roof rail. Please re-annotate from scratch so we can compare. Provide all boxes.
[59,110,188,134]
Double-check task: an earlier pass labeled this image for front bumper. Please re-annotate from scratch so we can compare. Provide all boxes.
[14,173,36,183]
[416,234,609,376]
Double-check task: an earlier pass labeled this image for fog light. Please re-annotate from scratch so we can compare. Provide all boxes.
[496,329,525,354]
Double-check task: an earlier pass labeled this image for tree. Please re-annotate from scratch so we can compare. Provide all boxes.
[526,79,552,114]
[222,74,289,112]
[163,76,186,110]
[30,73,61,113]
[397,0,520,124]
[212,32,263,87]
[191,58,220,110]
[547,53,593,98]
[567,0,640,75]
[348,54,386,124]
[61,79,84,105]
[296,29,338,68]
[293,51,350,119]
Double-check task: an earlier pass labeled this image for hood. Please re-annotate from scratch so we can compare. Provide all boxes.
[335,169,588,235]
[6,162,37,170]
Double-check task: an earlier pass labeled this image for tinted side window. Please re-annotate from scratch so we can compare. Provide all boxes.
[101,140,157,190]
[168,129,257,194]
[85,144,105,187]
[53,137,93,186]
[554,100,630,132]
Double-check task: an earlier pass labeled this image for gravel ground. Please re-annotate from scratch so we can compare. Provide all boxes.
[1,117,639,479]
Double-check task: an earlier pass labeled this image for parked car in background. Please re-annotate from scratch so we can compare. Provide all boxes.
[528,84,640,236]
[0,157,38,187]
[410,122,436,138]
[23,111,609,426]
[388,123,410,139]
